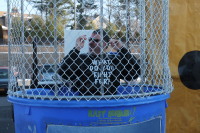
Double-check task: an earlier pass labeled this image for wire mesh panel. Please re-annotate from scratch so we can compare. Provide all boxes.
[8,0,173,101]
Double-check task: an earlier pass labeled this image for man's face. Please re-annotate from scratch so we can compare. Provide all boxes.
[89,33,107,54]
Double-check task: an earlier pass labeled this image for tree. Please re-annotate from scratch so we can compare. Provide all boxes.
[74,0,97,30]
[27,0,74,41]
[24,15,45,38]
[29,0,73,17]
[45,16,65,40]
[117,0,140,46]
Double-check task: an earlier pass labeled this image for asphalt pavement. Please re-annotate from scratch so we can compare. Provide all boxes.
[0,94,15,133]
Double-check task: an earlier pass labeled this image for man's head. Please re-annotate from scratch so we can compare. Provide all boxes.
[88,29,110,55]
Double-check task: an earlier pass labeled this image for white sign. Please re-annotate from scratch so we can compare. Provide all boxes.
[64,30,93,55]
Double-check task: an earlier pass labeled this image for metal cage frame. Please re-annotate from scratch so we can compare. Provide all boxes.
[7,0,173,101]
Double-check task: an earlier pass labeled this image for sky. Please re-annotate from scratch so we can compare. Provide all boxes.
[0,0,7,12]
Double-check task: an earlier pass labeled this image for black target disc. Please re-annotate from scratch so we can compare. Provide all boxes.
[178,51,200,90]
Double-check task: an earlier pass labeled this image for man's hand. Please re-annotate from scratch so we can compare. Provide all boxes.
[75,35,87,51]
[109,39,123,51]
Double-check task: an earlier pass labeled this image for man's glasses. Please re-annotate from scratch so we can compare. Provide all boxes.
[88,38,101,43]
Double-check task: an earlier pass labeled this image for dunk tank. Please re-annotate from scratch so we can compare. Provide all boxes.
[7,0,173,133]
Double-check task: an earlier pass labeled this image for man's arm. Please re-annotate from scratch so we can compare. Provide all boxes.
[118,47,140,81]
[109,39,140,81]
[57,48,80,80]
[58,35,87,80]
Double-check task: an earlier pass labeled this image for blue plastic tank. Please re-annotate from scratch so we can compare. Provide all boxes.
[9,86,169,133]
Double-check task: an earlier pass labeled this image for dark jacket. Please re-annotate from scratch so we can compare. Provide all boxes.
[58,47,140,95]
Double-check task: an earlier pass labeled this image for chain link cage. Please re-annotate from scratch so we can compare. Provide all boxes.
[7,0,173,101]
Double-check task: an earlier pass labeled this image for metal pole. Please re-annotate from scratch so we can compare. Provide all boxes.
[139,0,147,87]
[53,0,59,95]
[150,0,156,85]
[41,0,43,17]
[82,0,85,8]
[74,0,77,29]
[108,0,111,24]
[20,0,26,93]
[162,0,170,91]
[126,0,130,48]
[7,0,12,92]
[100,0,104,95]
[31,37,38,89]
